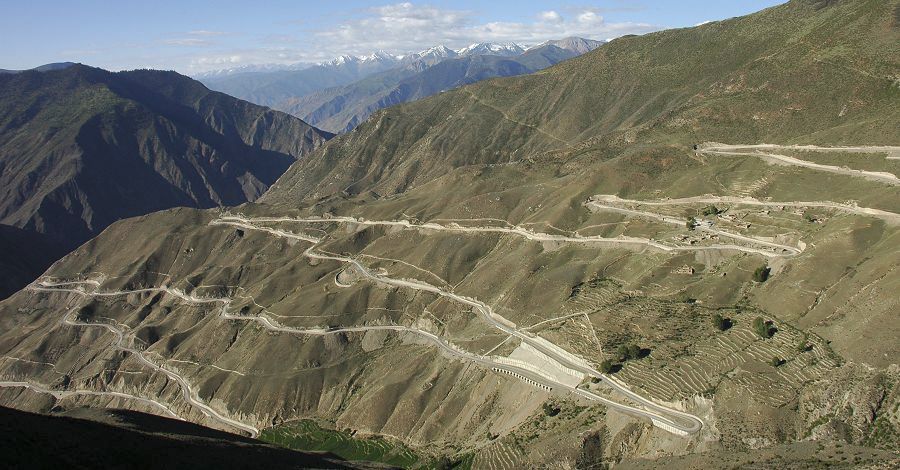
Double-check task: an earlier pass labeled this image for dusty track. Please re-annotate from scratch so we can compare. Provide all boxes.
[589,194,900,225]
[585,198,804,255]
[0,380,181,419]
[219,213,792,258]
[13,212,708,437]
[700,144,900,185]
[210,216,704,434]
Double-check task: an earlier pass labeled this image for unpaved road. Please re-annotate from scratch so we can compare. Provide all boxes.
[17,214,705,437]
[585,198,803,255]
[589,194,900,224]
[23,284,261,437]
[217,213,792,258]
[29,277,701,436]
[700,144,900,185]
[0,380,181,419]
[211,216,704,435]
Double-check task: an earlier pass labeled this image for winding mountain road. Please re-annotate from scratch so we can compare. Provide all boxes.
[18,212,707,437]
[585,197,803,255]
[699,144,900,186]
[210,216,703,434]
[216,213,792,258]
[0,380,181,419]
[588,194,900,224]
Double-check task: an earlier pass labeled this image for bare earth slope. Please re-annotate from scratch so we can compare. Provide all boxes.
[0,1,898,468]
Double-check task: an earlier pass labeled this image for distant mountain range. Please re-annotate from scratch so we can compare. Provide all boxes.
[0,63,330,298]
[200,38,605,133]
[0,62,77,74]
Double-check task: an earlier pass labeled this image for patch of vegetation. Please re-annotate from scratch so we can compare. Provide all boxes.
[752,266,771,283]
[711,313,732,331]
[542,402,561,417]
[616,344,648,362]
[599,359,614,374]
[701,205,722,216]
[259,420,420,468]
[686,216,697,230]
[753,316,776,339]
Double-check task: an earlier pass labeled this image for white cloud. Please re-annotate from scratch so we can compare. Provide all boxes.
[308,2,656,57]
[539,11,563,23]
[183,2,660,73]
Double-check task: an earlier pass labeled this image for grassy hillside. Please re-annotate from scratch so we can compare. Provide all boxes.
[265,0,899,203]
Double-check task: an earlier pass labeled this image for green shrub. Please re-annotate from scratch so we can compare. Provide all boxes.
[752,266,771,282]
[753,316,775,338]
[617,344,643,361]
[599,360,613,374]
[542,402,561,417]
[701,205,721,216]
[686,216,697,230]
[712,313,726,331]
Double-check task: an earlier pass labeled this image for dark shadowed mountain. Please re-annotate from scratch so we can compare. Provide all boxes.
[0,225,67,299]
[0,406,381,469]
[0,64,331,298]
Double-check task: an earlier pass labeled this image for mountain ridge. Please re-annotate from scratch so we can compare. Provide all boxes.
[0,63,331,297]
[199,37,606,132]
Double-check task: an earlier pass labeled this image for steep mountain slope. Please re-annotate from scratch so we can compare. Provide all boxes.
[1,1,898,468]
[0,64,331,251]
[285,44,592,133]
[267,0,898,202]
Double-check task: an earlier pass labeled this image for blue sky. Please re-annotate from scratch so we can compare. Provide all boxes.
[1,1,785,74]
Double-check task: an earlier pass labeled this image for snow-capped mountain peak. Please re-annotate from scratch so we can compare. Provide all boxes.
[456,42,525,57]
[526,37,607,55]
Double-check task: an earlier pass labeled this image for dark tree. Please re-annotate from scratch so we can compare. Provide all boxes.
[752,266,771,282]
[599,360,613,374]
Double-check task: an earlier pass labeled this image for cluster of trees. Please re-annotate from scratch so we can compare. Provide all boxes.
[599,360,614,374]
[752,266,771,282]
[542,402,561,417]
[617,344,643,361]
[752,316,776,339]
[711,313,732,331]
[701,205,722,216]
[686,216,697,230]
[596,343,648,374]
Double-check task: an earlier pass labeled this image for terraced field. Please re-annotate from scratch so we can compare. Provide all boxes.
[260,419,421,467]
